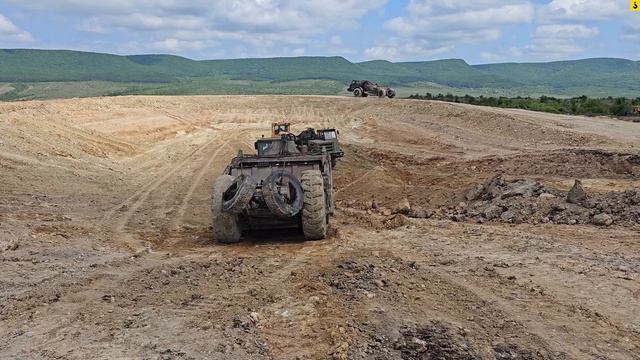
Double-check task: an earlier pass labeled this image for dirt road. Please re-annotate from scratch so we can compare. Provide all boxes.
[0,96,638,359]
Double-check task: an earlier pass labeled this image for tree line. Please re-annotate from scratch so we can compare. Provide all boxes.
[407,93,640,117]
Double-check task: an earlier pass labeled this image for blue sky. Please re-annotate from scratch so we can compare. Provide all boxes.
[0,0,637,64]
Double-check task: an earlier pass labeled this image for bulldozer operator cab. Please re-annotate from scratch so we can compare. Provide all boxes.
[272,122,291,136]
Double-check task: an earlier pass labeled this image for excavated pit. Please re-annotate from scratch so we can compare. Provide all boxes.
[1,96,639,359]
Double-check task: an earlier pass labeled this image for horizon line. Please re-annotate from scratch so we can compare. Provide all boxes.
[0,48,637,67]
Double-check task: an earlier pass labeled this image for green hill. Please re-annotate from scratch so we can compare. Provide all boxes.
[0,49,638,100]
[126,54,210,77]
[0,49,175,83]
[202,56,364,82]
[474,58,640,87]
[395,59,519,88]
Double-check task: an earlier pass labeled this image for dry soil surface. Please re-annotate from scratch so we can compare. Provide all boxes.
[0,96,639,360]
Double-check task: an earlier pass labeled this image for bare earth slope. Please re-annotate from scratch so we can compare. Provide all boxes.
[0,96,639,359]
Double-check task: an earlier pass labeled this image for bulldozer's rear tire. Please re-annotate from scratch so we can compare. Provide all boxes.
[353,88,363,97]
[387,89,396,98]
[301,170,327,240]
[222,174,257,214]
[212,175,241,243]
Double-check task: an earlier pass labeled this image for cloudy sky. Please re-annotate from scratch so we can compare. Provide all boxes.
[0,0,636,63]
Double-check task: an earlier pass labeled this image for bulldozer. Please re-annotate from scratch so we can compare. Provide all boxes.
[272,122,291,136]
[210,123,343,243]
[265,122,343,167]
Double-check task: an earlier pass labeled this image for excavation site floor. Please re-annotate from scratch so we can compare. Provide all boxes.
[0,95,639,359]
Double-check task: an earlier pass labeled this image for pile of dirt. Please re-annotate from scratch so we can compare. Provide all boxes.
[318,259,418,301]
[441,175,640,226]
[335,206,414,231]
[338,198,431,221]
[394,322,477,360]
[454,150,640,179]
[349,321,553,360]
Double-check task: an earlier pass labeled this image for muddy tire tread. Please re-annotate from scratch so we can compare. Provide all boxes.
[211,175,242,243]
[301,170,327,240]
[263,171,304,218]
[223,174,257,214]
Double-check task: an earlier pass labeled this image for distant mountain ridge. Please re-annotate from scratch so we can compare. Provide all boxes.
[0,49,638,99]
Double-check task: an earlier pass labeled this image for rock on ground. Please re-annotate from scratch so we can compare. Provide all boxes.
[393,198,411,215]
[592,213,613,226]
[566,179,587,204]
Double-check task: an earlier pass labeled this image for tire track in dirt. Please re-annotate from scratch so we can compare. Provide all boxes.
[124,134,202,170]
[426,264,639,358]
[45,119,139,155]
[168,129,256,234]
[366,225,640,359]
[334,166,382,196]
[256,242,347,358]
[0,150,106,177]
[162,129,270,245]
[328,229,563,357]
[161,110,202,129]
[0,254,190,356]
[170,141,235,232]
[101,134,225,250]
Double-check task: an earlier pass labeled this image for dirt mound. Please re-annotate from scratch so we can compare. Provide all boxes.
[397,322,552,360]
[394,322,477,360]
[441,175,640,226]
[457,150,640,179]
[349,320,554,360]
[319,258,418,300]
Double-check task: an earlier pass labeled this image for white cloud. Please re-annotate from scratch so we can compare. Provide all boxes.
[537,1,638,52]
[75,17,108,33]
[0,13,33,42]
[367,0,626,61]
[151,38,214,52]
[386,1,533,37]
[479,51,504,62]
[363,46,398,60]
[371,0,534,60]
[3,0,632,62]
[363,42,451,61]
[110,14,206,31]
[621,16,640,42]
[534,24,599,38]
[480,47,526,62]
[311,35,356,56]
[474,1,614,62]
[541,0,622,21]
[490,24,599,61]
[9,0,387,55]
[525,37,585,59]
